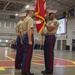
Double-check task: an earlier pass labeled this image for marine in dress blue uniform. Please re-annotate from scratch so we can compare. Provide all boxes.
[21,9,35,75]
[41,12,59,74]
[15,13,26,69]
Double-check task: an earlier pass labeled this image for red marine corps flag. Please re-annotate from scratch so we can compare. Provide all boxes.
[35,0,46,34]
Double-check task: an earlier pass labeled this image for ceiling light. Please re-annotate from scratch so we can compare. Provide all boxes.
[6,40,8,42]
[0,40,1,42]
[26,5,30,8]
[15,13,18,16]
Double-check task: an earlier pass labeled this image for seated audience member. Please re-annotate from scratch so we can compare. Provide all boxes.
[11,40,17,49]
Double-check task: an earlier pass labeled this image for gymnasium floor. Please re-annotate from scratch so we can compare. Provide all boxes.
[0,47,75,75]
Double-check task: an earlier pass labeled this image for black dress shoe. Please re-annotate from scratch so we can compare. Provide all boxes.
[21,72,34,75]
[41,71,53,74]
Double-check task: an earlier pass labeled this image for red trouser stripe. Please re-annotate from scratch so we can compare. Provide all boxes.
[25,45,32,72]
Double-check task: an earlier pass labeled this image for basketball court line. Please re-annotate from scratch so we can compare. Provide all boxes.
[6,53,75,66]
[0,53,75,69]
[0,67,5,70]
[32,62,75,67]
[5,56,14,61]
[33,53,75,64]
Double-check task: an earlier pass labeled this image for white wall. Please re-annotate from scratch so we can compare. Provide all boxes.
[54,17,75,51]
[54,34,67,50]
[0,19,17,46]
[67,17,75,51]
[0,19,17,34]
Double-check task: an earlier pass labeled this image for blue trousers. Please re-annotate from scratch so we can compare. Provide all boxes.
[15,36,23,68]
[44,35,56,73]
[21,34,33,73]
